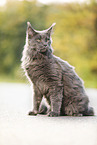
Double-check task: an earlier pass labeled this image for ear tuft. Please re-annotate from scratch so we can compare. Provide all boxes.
[47,22,56,34]
[27,21,31,27]
[27,22,37,38]
[51,23,56,27]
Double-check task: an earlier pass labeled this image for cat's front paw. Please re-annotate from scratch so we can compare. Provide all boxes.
[47,111,59,117]
[28,111,37,116]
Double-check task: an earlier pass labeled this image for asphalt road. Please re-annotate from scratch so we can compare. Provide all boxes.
[0,83,97,145]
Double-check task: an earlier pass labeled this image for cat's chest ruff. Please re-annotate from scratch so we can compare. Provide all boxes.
[26,57,62,84]
[26,58,52,78]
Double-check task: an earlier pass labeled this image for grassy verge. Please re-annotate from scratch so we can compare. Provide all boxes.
[0,74,97,88]
[0,75,27,84]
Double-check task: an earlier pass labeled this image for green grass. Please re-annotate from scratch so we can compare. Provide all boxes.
[0,75,27,84]
[84,78,97,88]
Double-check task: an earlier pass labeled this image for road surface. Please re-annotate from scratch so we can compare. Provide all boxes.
[0,83,97,145]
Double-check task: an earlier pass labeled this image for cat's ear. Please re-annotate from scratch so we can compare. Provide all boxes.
[47,23,56,35]
[27,22,37,38]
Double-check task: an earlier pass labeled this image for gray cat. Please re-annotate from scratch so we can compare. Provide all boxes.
[21,22,94,117]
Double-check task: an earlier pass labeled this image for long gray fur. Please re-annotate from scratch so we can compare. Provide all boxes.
[21,22,94,117]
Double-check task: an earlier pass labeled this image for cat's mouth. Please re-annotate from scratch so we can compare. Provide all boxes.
[40,48,47,53]
[38,45,49,53]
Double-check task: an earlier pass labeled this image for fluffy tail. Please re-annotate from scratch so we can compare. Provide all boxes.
[83,107,94,116]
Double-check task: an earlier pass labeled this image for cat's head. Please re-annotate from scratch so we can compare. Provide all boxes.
[26,22,56,54]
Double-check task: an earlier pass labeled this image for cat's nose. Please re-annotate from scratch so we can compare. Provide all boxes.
[44,44,47,47]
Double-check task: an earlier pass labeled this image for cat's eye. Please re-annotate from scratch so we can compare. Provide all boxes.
[36,39,41,42]
[45,37,50,42]
[36,36,41,42]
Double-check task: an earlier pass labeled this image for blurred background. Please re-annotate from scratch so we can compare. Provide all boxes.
[0,0,97,88]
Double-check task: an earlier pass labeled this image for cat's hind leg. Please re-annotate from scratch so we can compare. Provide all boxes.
[39,104,48,114]
[63,101,94,116]
[39,97,51,115]
[64,103,83,116]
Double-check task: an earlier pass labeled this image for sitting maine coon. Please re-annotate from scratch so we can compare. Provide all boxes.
[21,22,94,117]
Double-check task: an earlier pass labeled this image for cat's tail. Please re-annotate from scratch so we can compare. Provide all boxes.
[83,107,94,116]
